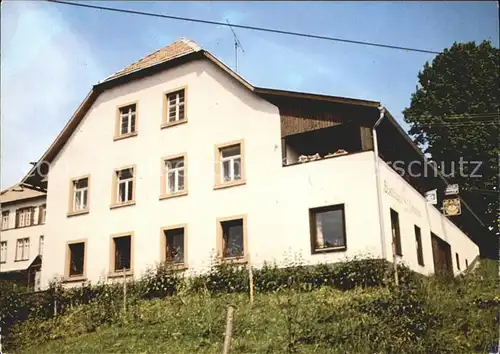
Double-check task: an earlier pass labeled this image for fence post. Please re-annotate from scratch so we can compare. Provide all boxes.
[123,270,127,313]
[222,305,234,354]
[247,253,254,304]
[53,287,58,317]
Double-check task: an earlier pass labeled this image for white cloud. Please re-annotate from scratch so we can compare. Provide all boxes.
[1,1,104,189]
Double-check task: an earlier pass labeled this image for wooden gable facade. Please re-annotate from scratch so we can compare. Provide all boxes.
[260,92,378,152]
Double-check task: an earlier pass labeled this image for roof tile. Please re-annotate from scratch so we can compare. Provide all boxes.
[0,184,46,204]
[103,37,202,82]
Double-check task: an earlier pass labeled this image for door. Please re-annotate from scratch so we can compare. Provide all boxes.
[431,233,453,277]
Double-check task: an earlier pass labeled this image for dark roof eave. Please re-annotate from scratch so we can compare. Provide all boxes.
[22,88,101,186]
[255,87,380,108]
[382,110,487,229]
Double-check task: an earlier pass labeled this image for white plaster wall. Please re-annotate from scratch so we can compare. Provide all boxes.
[0,197,46,272]
[378,159,479,275]
[41,56,478,288]
[43,59,281,287]
[41,58,384,288]
[276,153,382,266]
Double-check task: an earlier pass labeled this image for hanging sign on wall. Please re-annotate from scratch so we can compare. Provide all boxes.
[443,198,461,216]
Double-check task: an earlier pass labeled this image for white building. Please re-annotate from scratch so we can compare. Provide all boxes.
[20,38,481,289]
[0,183,46,289]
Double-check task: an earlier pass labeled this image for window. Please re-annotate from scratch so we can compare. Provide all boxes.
[70,177,89,213]
[162,226,186,265]
[112,235,132,273]
[217,216,247,261]
[165,89,186,124]
[166,156,185,193]
[15,238,30,261]
[38,204,46,224]
[39,235,44,256]
[309,204,346,253]
[221,145,241,183]
[112,167,136,207]
[117,103,137,137]
[455,253,460,270]
[161,154,187,198]
[215,141,245,188]
[390,209,402,256]
[117,168,134,203]
[16,208,34,228]
[415,225,424,266]
[2,210,9,230]
[67,242,86,278]
[0,241,6,263]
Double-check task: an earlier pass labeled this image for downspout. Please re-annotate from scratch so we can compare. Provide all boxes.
[373,105,387,259]
[373,105,399,286]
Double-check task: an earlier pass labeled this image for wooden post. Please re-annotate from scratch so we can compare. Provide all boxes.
[53,285,58,317]
[222,305,234,354]
[123,270,127,313]
[247,253,254,304]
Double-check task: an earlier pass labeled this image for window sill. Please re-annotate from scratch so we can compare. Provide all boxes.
[162,262,188,271]
[161,119,187,129]
[219,256,247,265]
[14,259,29,263]
[67,209,89,218]
[10,224,40,230]
[108,271,134,279]
[113,132,138,141]
[110,201,136,210]
[214,179,246,190]
[159,191,188,200]
[312,246,346,254]
[63,276,87,283]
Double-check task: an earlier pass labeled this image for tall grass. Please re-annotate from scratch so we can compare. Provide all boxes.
[3,258,499,353]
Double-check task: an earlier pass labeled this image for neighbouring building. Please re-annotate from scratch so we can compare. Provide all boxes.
[20,38,483,289]
[0,183,46,290]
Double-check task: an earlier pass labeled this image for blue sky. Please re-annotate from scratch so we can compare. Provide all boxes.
[1,1,498,189]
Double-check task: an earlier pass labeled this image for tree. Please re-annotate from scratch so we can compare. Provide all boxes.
[403,41,499,255]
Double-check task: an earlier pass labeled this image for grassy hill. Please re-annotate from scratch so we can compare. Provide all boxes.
[3,259,499,353]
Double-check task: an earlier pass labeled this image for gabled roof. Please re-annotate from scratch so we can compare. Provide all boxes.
[100,37,202,83]
[0,183,46,204]
[22,37,379,186]
[18,37,487,231]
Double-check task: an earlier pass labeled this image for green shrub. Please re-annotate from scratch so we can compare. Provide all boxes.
[138,262,185,299]
[189,262,249,294]
[331,257,388,289]
[5,258,499,353]
[0,281,56,343]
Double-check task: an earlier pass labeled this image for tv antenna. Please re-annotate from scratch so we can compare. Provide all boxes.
[226,19,245,72]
